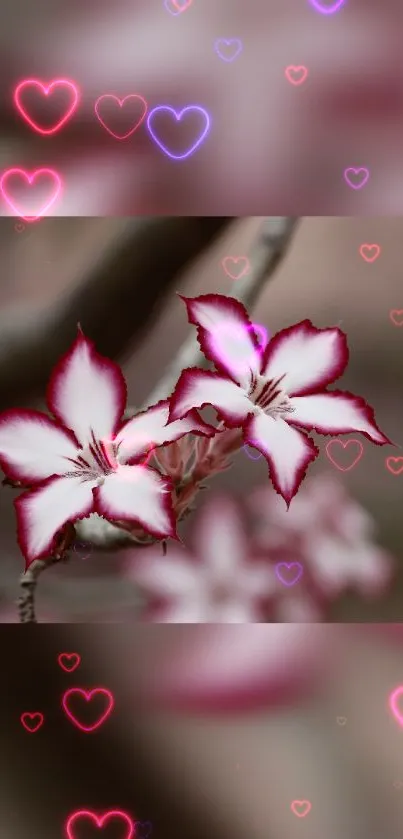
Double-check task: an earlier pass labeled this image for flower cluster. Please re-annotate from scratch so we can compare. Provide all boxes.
[125,476,394,623]
[0,293,390,569]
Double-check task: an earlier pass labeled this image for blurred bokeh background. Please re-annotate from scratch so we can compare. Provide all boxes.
[1,0,403,214]
[2,624,403,839]
[0,216,402,621]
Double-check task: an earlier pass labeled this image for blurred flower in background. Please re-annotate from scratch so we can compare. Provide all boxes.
[126,472,395,624]
[126,496,279,622]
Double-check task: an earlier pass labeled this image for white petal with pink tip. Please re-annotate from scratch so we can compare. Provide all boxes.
[185,295,261,389]
[96,464,174,538]
[289,393,388,443]
[0,412,78,482]
[171,371,252,425]
[263,321,346,395]
[245,413,318,504]
[17,475,94,565]
[48,334,126,447]
[116,402,211,463]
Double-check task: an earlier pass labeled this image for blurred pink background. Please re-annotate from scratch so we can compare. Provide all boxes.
[1,0,403,213]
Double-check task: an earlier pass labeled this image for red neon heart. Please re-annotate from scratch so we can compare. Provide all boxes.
[20,712,44,733]
[325,439,364,472]
[94,94,148,139]
[58,652,81,673]
[14,78,79,135]
[66,810,135,839]
[62,688,114,731]
[359,243,381,263]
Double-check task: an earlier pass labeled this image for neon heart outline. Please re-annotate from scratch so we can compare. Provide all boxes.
[344,167,369,190]
[94,94,148,139]
[385,457,403,476]
[325,439,364,472]
[275,562,303,587]
[221,256,250,279]
[308,0,346,14]
[0,168,62,221]
[389,686,403,727]
[62,688,114,732]
[14,79,79,135]
[389,310,403,327]
[214,38,243,62]
[66,810,135,839]
[146,105,211,160]
[285,65,308,85]
[58,653,81,673]
[20,712,44,733]
[359,243,381,263]
[291,800,312,817]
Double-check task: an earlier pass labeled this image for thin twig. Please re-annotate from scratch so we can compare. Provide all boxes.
[141,217,299,409]
[17,556,62,623]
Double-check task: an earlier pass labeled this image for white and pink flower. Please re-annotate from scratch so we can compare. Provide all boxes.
[0,330,215,567]
[169,294,391,505]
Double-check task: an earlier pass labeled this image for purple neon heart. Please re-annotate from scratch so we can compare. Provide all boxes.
[275,562,303,587]
[214,38,243,62]
[343,167,370,190]
[146,105,211,160]
[308,0,346,13]
[164,0,182,15]
[243,444,263,461]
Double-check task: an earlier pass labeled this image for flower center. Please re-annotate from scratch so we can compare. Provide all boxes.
[64,431,118,480]
[249,374,295,420]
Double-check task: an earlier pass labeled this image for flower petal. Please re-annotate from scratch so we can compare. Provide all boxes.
[180,294,262,389]
[192,496,248,578]
[115,399,216,463]
[94,465,176,540]
[127,547,200,597]
[169,369,252,427]
[16,475,95,567]
[47,330,127,447]
[262,320,348,396]
[0,409,79,484]
[244,414,319,505]
[288,391,391,444]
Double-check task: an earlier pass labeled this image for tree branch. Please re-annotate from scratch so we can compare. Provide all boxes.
[0,217,232,410]
[141,217,299,409]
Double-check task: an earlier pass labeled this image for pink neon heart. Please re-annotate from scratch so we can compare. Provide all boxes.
[94,94,148,139]
[221,256,250,279]
[359,243,381,263]
[389,686,403,727]
[389,309,403,327]
[58,652,81,673]
[62,688,114,731]
[291,800,311,818]
[385,456,403,476]
[20,711,44,733]
[14,79,79,135]
[66,810,135,839]
[0,168,62,221]
[325,439,364,472]
[285,65,308,85]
